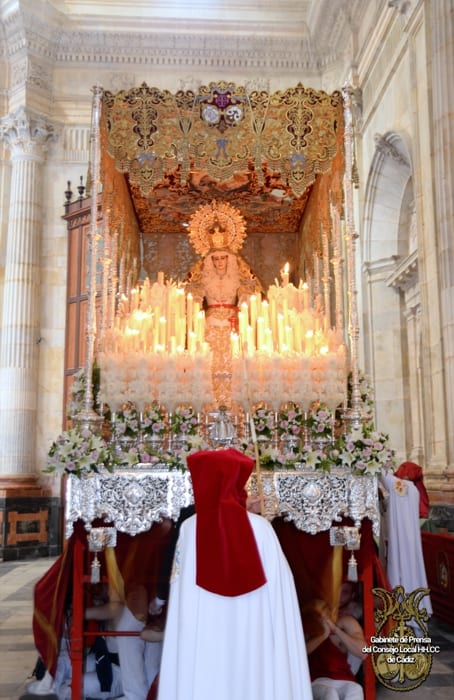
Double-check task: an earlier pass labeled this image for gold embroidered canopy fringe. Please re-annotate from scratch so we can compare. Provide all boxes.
[101,81,344,201]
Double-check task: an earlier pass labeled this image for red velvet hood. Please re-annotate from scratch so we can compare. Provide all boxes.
[187,448,266,597]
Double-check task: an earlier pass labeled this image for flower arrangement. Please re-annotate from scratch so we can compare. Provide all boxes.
[44,426,113,478]
[115,433,210,471]
[114,402,140,439]
[295,443,340,472]
[252,406,275,440]
[44,360,394,480]
[277,402,304,437]
[141,403,167,438]
[305,403,333,440]
[169,405,198,436]
[169,433,210,466]
[112,403,167,464]
[336,425,395,475]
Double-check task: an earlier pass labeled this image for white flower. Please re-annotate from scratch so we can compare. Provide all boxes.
[44,426,112,478]
[339,449,355,468]
[302,450,321,469]
[121,450,140,467]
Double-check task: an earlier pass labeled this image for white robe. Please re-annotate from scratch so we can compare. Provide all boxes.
[157,512,313,700]
[380,470,432,615]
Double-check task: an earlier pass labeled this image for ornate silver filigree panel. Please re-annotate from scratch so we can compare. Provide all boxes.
[247,468,379,536]
[65,466,193,538]
[65,466,379,538]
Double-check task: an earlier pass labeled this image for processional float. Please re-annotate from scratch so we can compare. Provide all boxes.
[47,81,411,700]
[56,80,389,564]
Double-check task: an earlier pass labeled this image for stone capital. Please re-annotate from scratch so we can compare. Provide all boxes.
[0,106,59,160]
[373,133,411,169]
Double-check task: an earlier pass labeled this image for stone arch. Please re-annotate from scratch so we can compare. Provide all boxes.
[361,130,423,463]
[362,130,412,260]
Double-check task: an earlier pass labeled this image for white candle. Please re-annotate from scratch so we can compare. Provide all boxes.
[305,329,314,355]
[265,327,273,354]
[231,332,240,357]
[188,331,196,355]
[269,297,277,341]
[177,287,185,321]
[282,297,289,326]
[261,299,270,328]
[246,325,254,354]
[239,302,249,341]
[196,311,205,343]
[293,317,302,353]
[193,299,200,337]
[285,325,293,352]
[165,284,171,329]
[249,295,258,330]
[277,313,285,352]
[257,316,265,350]
[154,306,161,340]
[159,316,167,348]
[186,292,193,333]
[177,317,186,348]
[281,262,290,286]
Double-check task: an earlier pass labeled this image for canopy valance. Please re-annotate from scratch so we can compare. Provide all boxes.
[101,81,344,200]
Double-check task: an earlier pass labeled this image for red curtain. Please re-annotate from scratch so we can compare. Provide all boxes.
[33,519,174,674]
[273,516,389,613]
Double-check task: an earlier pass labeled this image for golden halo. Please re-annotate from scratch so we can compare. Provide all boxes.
[188,200,247,256]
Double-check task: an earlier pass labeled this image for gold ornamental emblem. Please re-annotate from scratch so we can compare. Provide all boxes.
[368,585,433,692]
[188,200,247,256]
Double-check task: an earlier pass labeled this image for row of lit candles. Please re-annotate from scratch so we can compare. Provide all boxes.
[110,267,339,359]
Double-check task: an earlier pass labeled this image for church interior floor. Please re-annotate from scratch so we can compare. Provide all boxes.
[0,556,453,699]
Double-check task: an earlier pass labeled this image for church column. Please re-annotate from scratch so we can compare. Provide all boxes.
[403,303,424,464]
[430,2,454,473]
[0,107,56,486]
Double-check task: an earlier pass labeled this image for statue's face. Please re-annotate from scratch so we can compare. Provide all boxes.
[211,253,228,274]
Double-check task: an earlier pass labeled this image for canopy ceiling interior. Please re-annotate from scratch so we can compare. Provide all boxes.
[99,81,346,284]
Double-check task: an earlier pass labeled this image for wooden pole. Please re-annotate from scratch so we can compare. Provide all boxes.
[240,336,265,515]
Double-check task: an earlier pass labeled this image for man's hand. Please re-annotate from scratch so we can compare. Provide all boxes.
[148,597,165,616]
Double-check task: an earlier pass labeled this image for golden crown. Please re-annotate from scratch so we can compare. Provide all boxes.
[188,200,247,256]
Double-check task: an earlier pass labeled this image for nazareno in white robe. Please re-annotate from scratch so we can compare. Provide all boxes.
[380,469,432,616]
[157,511,313,700]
